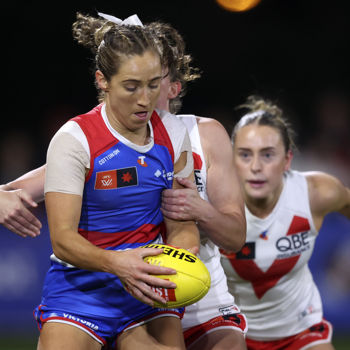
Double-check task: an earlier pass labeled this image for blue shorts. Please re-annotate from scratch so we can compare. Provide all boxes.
[34,259,184,346]
[34,304,184,347]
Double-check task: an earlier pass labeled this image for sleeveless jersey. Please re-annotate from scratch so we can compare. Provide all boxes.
[177,115,241,330]
[221,170,323,340]
[41,105,188,318]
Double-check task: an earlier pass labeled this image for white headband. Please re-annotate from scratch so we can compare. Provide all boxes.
[98,12,143,26]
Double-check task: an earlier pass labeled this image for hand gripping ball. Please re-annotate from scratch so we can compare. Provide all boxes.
[143,244,211,308]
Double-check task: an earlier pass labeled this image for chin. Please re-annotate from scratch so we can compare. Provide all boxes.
[246,187,268,200]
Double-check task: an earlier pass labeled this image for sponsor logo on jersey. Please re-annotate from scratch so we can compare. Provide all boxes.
[98,148,120,165]
[275,230,310,259]
[219,304,240,316]
[298,305,314,320]
[137,156,148,167]
[95,167,138,189]
[225,215,311,299]
[63,313,99,330]
[153,169,174,180]
[194,170,204,192]
[259,230,268,240]
[193,152,204,192]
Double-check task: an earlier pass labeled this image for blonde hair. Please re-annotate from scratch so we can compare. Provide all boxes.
[232,95,297,152]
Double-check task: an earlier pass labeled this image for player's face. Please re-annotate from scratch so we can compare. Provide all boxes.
[97,50,162,133]
[233,124,292,203]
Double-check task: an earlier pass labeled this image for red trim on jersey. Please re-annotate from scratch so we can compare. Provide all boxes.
[122,309,184,334]
[151,111,174,163]
[78,222,165,249]
[226,215,311,299]
[184,313,247,348]
[71,105,119,182]
[192,151,203,170]
[34,304,106,345]
[286,215,310,235]
[245,319,332,350]
[42,316,106,345]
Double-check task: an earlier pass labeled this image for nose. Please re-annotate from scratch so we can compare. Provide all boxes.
[137,87,151,107]
[250,155,262,173]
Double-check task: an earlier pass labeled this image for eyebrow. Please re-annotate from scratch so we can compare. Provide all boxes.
[122,75,163,84]
[237,147,276,152]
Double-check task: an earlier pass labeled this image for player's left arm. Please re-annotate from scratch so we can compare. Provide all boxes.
[306,171,350,230]
[164,150,200,253]
[162,118,246,252]
[197,118,246,251]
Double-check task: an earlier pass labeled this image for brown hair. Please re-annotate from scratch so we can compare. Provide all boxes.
[72,12,161,102]
[147,22,201,113]
[232,95,297,152]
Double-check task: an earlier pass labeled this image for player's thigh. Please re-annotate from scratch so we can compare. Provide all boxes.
[188,328,247,350]
[37,321,102,350]
[306,343,335,350]
[117,316,185,350]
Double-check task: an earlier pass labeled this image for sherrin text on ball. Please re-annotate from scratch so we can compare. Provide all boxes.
[142,244,211,308]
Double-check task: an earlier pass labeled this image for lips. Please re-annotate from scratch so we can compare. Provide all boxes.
[247,180,266,188]
[134,111,149,120]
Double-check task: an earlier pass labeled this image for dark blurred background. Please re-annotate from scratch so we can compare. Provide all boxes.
[1,0,349,348]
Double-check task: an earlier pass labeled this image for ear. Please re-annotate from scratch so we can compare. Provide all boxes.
[284,150,293,172]
[168,81,182,99]
[95,70,108,91]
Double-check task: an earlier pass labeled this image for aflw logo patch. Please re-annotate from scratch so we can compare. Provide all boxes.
[95,167,138,189]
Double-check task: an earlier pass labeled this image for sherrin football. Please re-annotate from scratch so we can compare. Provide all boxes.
[142,243,211,308]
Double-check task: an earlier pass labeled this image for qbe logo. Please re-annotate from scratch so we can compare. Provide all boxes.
[276,231,310,258]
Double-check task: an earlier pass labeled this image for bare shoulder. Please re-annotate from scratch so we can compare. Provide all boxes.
[197,116,228,134]
[197,117,231,149]
[305,171,344,193]
[304,171,350,216]
[196,116,233,168]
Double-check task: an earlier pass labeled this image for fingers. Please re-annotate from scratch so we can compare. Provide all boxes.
[0,189,42,237]
[123,268,176,306]
[4,199,42,237]
[161,206,191,221]
[3,210,41,237]
[17,189,38,208]
[187,246,200,256]
[175,177,197,189]
[124,280,170,306]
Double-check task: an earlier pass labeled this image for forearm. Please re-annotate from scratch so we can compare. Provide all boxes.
[165,218,200,251]
[51,227,116,273]
[3,165,45,203]
[196,199,246,252]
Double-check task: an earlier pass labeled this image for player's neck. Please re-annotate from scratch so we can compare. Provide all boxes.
[246,184,283,218]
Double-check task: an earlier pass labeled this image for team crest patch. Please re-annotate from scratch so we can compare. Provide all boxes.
[95,167,138,190]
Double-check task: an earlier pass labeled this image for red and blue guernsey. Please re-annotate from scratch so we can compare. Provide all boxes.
[35,105,190,345]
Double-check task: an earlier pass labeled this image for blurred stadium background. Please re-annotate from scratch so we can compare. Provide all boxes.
[1,0,349,348]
